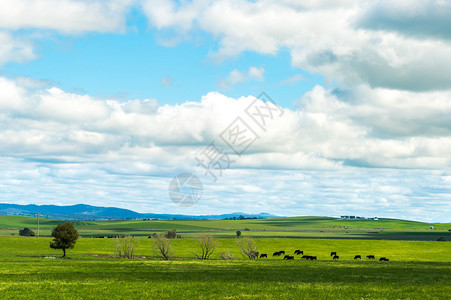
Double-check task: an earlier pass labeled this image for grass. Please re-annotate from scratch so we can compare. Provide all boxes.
[0,216,450,299]
[1,259,450,299]
[1,215,450,241]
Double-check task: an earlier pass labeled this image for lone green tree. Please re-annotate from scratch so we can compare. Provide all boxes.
[236,230,241,238]
[19,227,35,236]
[49,222,79,257]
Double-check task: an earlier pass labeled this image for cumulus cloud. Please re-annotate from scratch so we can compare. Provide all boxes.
[0,0,134,34]
[2,76,451,172]
[0,76,450,221]
[356,0,451,41]
[217,66,265,90]
[142,0,451,91]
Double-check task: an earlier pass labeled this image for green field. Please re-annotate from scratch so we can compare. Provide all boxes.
[1,215,450,241]
[0,216,450,299]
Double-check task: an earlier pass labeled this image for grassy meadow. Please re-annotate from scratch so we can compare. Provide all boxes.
[1,215,450,240]
[0,215,450,299]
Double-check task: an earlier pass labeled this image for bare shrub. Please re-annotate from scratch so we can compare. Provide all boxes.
[236,237,258,260]
[114,235,138,259]
[218,250,235,260]
[193,233,217,260]
[152,234,173,260]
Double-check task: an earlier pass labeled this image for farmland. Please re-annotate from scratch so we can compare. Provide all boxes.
[1,215,450,241]
[0,215,450,299]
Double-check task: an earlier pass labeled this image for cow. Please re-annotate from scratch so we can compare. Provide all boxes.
[284,255,294,260]
[379,257,389,261]
[294,250,303,255]
[309,256,317,260]
[301,255,310,259]
[273,252,281,257]
[330,252,337,256]
[279,251,285,255]
[259,254,267,258]
[367,255,375,259]
[333,255,339,260]
[354,255,361,260]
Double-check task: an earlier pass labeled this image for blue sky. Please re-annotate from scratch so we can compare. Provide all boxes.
[3,9,322,108]
[0,0,450,222]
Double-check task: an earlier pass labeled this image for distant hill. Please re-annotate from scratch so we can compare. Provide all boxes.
[0,203,280,221]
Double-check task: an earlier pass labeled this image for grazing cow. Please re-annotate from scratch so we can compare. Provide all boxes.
[379,257,389,261]
[367,255,375,259]
[354,255,361,260]
[259,254,267,258]
[330,252,337,256]
[273,252,281,257]
[333,255,339,260]
[284,255,294,260]
[279,251,285,255]
[301,255,310,259]
[309,256,317,260]
[294,250,303,255]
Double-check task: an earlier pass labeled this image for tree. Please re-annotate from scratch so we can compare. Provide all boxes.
[236,230,241,238]
[193,233,217,260]
[165,229,180,239]
[19,227,35,237]
[114,235,138,258]
[49,222,79,257]
[236,237,258,260]
[152,234,173,260]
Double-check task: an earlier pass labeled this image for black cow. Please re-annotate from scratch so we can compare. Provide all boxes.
[309,256,317,260]
[284,255,294,260]
[354,255,361,260]
[259,254,267,258]
[367,255,375,259]
[379,257,389,261]
[301,255,310,259]
[330,252,337,256]
[273,252,281,257]
[294,250,303,255]
[279,251,285,255]
[333,255,339,260]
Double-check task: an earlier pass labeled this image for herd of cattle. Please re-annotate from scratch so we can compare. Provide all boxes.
[257,250,389,261]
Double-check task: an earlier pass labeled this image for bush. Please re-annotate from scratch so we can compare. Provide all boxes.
[437,237,446,241]
[193,233,217,260]
[243,228,250,231]
[114,235,138,258]
[236,237,258,260]
[19,227,35,237]
[218,250,235,260]
[152,234,173,260]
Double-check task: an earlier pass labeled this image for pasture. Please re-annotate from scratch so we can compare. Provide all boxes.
[0,216,450,299]
[0,235,450,299]
[1,215,450,241]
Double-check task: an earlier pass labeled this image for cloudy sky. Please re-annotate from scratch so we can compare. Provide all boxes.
[0,0,450,222]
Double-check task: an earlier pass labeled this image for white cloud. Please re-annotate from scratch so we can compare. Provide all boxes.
[218,66,265,90]
[0,76,450,221]
[0,31,35,65]
[0,0,134,34]
[2,76,451,173]
[142,0,451,91]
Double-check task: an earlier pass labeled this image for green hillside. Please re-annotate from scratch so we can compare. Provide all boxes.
[1,215,449,241]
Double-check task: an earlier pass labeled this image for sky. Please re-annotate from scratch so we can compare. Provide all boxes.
[0,0,450,222]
